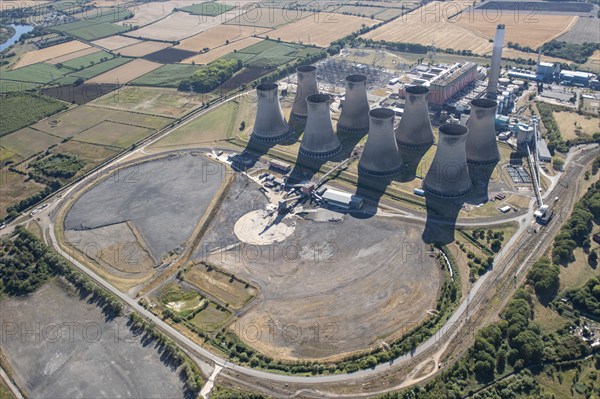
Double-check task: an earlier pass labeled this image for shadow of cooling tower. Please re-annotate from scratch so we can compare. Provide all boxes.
[422,194,464,245]
[465,162,499,205]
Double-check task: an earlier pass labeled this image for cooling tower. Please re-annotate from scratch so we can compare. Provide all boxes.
[251,83,291,143]
[395,86,434,148]
[337,74,370,134]
[299,94,342,158]
[465,98,499,165]
[359,108,402,176]
[291,65,319,120]
[423,124,472,198]
[486,24,505,98]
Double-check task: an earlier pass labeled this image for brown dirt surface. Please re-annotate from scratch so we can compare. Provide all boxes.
[46,47,102,64]
[12,41,91,69]
[92,35,142,50]
[86,58,162,84]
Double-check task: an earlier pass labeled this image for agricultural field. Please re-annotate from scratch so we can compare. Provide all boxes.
[52,8,133,40]
[11,40,90,69]
[46,47,101,65]
[556,17,600,45]
[223,7,301,28]
[60,50,114,69]
[143,47,196,63]
[91,86,205,118]
[92,34,141,50]
[0,93,67,136]
[73,120,153,148]
[131,63,204,87]
[175,24,271,52]
[86,58,161,84]
[1,0,49,10]
[220,39,322,67]
[582,50,600,73]
[0,81,41,94]
[125,12,221,41]
[49,140,120,172]
[56,57,132,83]
[115,0,188,27]
[184,263,257,309]
[182,37,263,64]
[1,62,66,84]
[117,41,172,57]
[0,128,63,160]
[0,169,45,218]
[179,2,235,16]
[336,5,394,19]
[553,109,599,140]
[30,104,173,139]
[262,14,377,47]
[41,83,119,104]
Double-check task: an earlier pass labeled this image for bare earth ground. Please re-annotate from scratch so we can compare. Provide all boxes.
[86,59,162,84]
[0,280,186,398]
[92,35,142,50]
[12,41,90,69]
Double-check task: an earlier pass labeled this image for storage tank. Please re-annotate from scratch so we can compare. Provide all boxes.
[423,123,472,198]
[291,65,319,120]
[358,108,402,176]
[498,77,511,87]
[466,98,499,165]
[395,85,434,148]
[337,74,370,134]
[516,125,534,147]
[299,94,342,158]
[250,83,291,143]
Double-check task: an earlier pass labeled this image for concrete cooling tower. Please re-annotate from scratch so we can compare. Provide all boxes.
[465,98,500,165]
[423,123,472,198]
[337,74,370,134]
[299,94,342,158]
[359,108,402,176]
[291,65,319,120]
[250,83,291,143]
[396,86,434,148]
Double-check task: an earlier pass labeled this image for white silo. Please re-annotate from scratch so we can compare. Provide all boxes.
[424,123,472,198]
[251,83,291,143]
[337,74,370,134]
[517,125,534,147]
[396,86,434,148]
[299,94,342,158]
[358,108,402,176]
[466,98,499,165]
[291,65,319,121]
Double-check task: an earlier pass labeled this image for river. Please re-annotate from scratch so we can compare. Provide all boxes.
[0,24,34,52]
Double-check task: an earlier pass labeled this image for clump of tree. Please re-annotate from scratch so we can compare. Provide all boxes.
[179,58,243,93]
[31,153,85,179]
[564,277,600,319]
[537,102,568,153]
[527,257,560,303]
[540,41,600,65]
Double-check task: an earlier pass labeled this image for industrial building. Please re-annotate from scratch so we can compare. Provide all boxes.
[359,108,403,176]
[250,83,291,143]
[559,70,596,87]
[321,188,363,210]
[299,94,342,158]
[337,74,370,134]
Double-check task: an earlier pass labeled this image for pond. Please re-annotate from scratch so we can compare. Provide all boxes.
[0,24,34,52]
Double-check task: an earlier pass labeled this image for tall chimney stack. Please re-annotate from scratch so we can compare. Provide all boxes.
[291,65,319,121]
[250,83,291,143]
[358,108,402,176]
[465,98,499,165]
[337,74,370,134]
[486,24,505,99]
[299,94,342,158]
[396,85,434,148]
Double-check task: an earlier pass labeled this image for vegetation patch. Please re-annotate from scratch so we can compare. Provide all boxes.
[179,58,243,93]
[0,93,67,137]
[159,283,207,319]
[131,64,205,87]
[52,8,134,41]
[31,153,85,179]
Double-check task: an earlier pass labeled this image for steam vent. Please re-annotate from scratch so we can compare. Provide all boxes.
[290,65,319,120]
[395,86,434,148]
[465,98,500,165]
[299,94,342,158]
[358,108,403,176]
[337,74,370,134]
[423,123,472,197]
[250,83,291,143]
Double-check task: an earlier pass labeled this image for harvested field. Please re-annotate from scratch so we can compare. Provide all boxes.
[336,5,390,19]
[0,168,45,217]
[181,37,263,64]
[91,86,205,118]
[56,57,132,82]
[553,110,599,140]
[0,280,187,398]
[477,1,594,14]
[91,34,141,50]
[180,2,235,16]
[46,47,101,65]
[41,83,119,105]
[262,14,377,47]
[556,17,600,45]
[73,120,153,148]
[12,40,90,69]
[117,0,190,27]
[86,58,162,84]
[143,47,196,63]
[125,12,222,42]
[184,263,257,309]
[117,41,172,57]
[0,128,63,159]
[224,7,307,28]
[582,50,600,73]
[65,154,226,260]
[31,104,173,138]
[130,63,204,87]
[175,24,271,52]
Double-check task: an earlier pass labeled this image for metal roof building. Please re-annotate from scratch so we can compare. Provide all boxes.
[321,189,363,209]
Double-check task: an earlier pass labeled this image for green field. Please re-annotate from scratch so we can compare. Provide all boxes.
[59,57,132,82]
[61,50,114,70]
[0,62,67,84]
[222,40,321,67]
[179,2,234,16]
[73,120,153,149]
[0,94,68,137]
[189,302,231,332]
[0,80,42,94]
[1,128,64,160]
[131,64,204,87]
[53,8,133,40]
